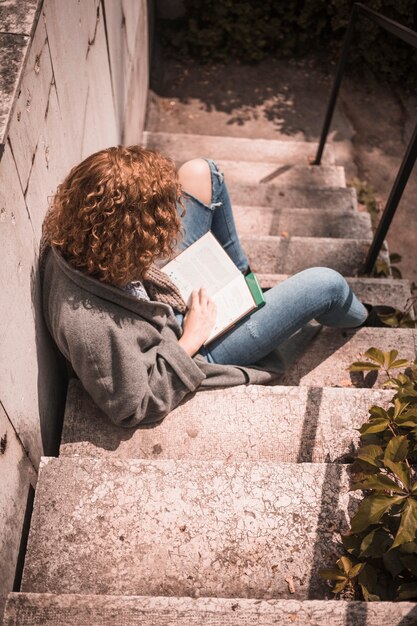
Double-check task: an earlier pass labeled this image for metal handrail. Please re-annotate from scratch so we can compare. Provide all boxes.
[313,3,417,274]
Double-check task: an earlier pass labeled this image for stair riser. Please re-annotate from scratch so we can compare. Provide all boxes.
[259,275,413,311]
[279,327,416,388]
[228,184,356,210]
[5,593,417,626]
[22,458,357,600]
[242,236,372,275]
[235,206,372,238]
[143,131,336,165]
[61,380,392,463]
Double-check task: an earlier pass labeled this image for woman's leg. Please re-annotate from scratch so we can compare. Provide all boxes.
[177,158,249,272]
[202,267,368,366]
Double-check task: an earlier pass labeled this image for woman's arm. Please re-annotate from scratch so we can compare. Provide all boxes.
[178,288,217,356]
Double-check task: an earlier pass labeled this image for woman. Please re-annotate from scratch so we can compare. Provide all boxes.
[41,145,369,427]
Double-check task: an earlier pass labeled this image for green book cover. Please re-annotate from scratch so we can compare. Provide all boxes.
[244,272,266,308]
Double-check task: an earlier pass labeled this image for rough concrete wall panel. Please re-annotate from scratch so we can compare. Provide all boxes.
[0,400,37,621]
[7,17,52,193]
[42,0,99,161]
[123,0,148,145]
[0,144,41,463]
[24,85,70,240]
[81,8,118,158]
[103,0,128,138]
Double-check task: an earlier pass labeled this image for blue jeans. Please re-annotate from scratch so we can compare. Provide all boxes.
[176,159,368,367]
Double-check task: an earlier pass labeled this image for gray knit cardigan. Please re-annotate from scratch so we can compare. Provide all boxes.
[42,248,281,427]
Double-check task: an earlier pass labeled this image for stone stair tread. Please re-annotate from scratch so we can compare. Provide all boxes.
[143,131,336,165]
[278,327,416,388]
[22,457,358,600]
[258,275,413,311]
[241,235,380,275]
[235,205,372,238]
[60,379,392,462]
[207,160,346,187]
[228,182,356,210]
[4,593,417,626]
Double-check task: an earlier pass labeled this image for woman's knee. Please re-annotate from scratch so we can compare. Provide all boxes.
[306,267,349,301]
[178,158,212,206]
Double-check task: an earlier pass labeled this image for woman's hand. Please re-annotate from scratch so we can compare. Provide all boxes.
[178,288,217,356]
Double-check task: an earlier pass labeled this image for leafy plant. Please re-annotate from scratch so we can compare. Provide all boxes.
[374,252,403,280]
[161,0,417,88]
[321,348,417,600]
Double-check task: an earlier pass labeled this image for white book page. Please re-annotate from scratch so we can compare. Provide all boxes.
[206,273,255,344]
[161,232,241,303]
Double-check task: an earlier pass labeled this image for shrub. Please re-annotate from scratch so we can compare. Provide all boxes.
[162,0,417,86]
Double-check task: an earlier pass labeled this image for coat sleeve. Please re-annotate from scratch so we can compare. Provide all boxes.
[63,307,206,428]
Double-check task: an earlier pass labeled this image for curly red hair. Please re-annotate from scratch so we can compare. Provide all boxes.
[43,145,182,286]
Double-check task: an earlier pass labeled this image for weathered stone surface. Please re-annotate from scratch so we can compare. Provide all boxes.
[242,236,373,275]
[279,327,416,388]
[22,457,358,600]
[258,275,413,311]
[4,593,417,626]
[143,131,336,165]
[0,0,39,35]
[61,379,392,463]
[228,183,357,211]
[235,206,372,238]
[0,405,37,622]
[210,160,346,187]
[0,33,29,144]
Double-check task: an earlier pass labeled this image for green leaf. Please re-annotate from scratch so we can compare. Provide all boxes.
[338,556,353,574]
[358,418,389,435]
[392,398,408,419]
[360,527,392,557]
[358,563,379,601]
[342,533,362,556]
[384,459,411,490]
[369,405,389,419]
[391,498,417,549]
[398,581,417,600]
[319,568,346,581]
[385,350,399,368]
[398,540,417,554]
[349,562,365,578]
[384,435,409,463]
[350,494,406,533]
[401,554,417,576]
[333,579,349,594]
[390,359,410,369]
[383,548,404,577]
[364,347,386,366]
[356,444,384,468]
[351,474,406,494]
[349,362,381,372]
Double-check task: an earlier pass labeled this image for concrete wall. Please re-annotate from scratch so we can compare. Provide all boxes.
[0,0,149,619]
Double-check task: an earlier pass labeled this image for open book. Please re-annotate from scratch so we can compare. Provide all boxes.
[161,232,265,344]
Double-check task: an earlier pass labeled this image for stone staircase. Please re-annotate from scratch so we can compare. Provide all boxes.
[4,132,417,625]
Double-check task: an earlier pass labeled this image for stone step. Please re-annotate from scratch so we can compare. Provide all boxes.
[235,205,372,238]
[4,593,417,626]
[22,457,357,600]
[60,379,392,462]
[228,182,356,211]
[277,327,416,389]
[208,160,346,187]
[143,131,336,165]
[258,275,413,311]
[241,235,376,275]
